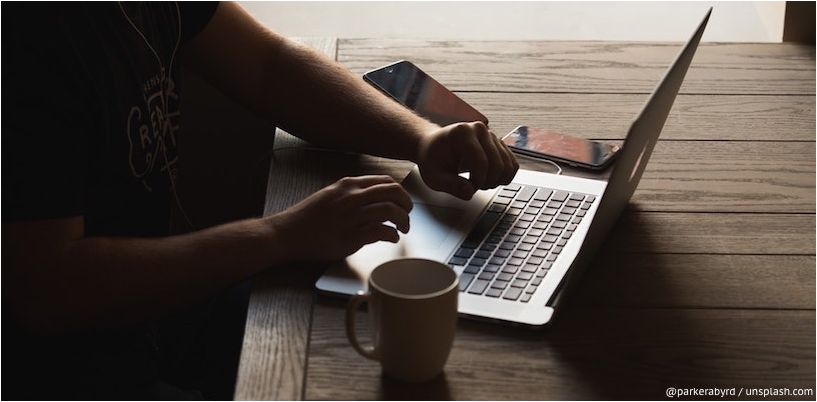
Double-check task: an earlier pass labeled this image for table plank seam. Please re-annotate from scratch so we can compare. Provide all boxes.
[453,90,817,96]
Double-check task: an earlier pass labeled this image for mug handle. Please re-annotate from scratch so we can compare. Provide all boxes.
[345,291,379,360]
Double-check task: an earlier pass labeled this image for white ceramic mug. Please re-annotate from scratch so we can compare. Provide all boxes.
[346,258,458,382]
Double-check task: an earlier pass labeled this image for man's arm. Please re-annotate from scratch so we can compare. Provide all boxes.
[183,2,518,200]
[4,175,412,334]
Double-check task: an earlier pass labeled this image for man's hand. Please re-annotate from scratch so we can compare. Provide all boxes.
[415,121,519,200]
[270,175,413,262]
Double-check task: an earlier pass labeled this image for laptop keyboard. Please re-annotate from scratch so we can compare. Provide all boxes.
[448,184,596,303]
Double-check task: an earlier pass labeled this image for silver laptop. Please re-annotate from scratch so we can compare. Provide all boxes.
[317,8,711,326]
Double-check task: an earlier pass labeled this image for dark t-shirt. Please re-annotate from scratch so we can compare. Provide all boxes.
[2,2,219,398]
[3,1,217,236]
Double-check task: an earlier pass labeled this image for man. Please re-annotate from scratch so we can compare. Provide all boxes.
[3,2,518,399]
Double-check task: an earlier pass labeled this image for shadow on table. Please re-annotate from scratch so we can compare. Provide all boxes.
[378,372,452,400]
[453,209,714,399]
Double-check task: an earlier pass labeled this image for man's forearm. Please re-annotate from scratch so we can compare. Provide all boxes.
[257,39,437,162]
[185,3,436,163]
[9,217,283,333]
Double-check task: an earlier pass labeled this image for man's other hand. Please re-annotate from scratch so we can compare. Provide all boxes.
[415,122,519,200]
[270,175,413,262]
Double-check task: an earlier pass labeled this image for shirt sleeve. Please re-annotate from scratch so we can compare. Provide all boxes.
[179,1,220,43]
[1,6,91,223]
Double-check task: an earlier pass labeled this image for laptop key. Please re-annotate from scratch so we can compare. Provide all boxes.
[496,273,514,282]
[516,272,533,281]
[458,274,474,291]
[563,231,574,239]
[532,277,543,286]
[561,207,577,215]
[454,248,474,258]
[581,201,592,210]
[565,200,581,208]
[512,250,529,259]
[464,265,481,274]
[478,272,495,281]
[542,234,559,243]
[517,186,537,202]
[522,264,538,273]
[499,242,515,250]
[503,287,523,301]
[507,208,522,216]
[547,201,563,209]
[468,279,490,295]
[551,220,567,229]
[480,243,497,252]
[504,184,521,192]
[485,288,503,298]
[536,241,553,251]
[448,256,468,266]
[555,213,571,221]
[511,200,527,209]
[501,265,519,274]
[569,193,584,201]
[572,216,582,224]
[488,203,506,213]
[507,257,524,266]
[546,254,558,262]
[525,285,538,294]
[586,195,596,203]
[520,214,536,222]
[484,264,501,273]
[557,238,568,247]
[537,215,554,223]
[532,249,548,258]
[525,207,541,215]
[494,249,511,258]
[498,189,516,198]
[469,258,487,267]
[551,191,569,202]
[547,227,563,236]
[517,243,534,252]
[533,189,552,201]
[511,279,528,288]
[527,256,544,265]
[542,207,559,215]
[515,221,531,229]
[522,235,539,244]
[528,228,544,237]
[462,211,502,248]
[491,280,509,290]
[506,235,522,243]
[532,221,548,230]
[529,200,545,208]
[576,210,586,217]
[475,250,492,259]
[494,196,512,205]
[490,256,507,265]
[551,246,563,255]
[568,224,578,232]
[510,228,526,236]
[520,293,532,303]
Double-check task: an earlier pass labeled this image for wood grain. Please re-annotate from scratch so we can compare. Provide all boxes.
[235,37,342,401]
[339,40,816,95]
[456,93,816,142]
[307,305,815,400]
[605,212,815,255]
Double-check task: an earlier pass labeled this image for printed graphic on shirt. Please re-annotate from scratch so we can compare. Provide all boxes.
[126,71,180,192]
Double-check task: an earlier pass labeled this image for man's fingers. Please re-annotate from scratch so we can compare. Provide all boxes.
[358,223,400,245]
[457,126,489,191]
[359,202,410,233]
[473,125,505,189]
[351,182,413,212]
[424,170,475,200]
[493,134,518,184]
[337,175,395,189]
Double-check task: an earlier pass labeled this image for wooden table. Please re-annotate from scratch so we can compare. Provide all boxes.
[234,38,815,400]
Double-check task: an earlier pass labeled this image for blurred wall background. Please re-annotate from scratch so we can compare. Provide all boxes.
[239,1,786,42]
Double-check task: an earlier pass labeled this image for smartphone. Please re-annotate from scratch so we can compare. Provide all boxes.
[363,60,488,127]
[501,126,620,170]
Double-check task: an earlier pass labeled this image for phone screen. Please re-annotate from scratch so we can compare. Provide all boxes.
[364,61,487,127]
[502,126,620,168]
